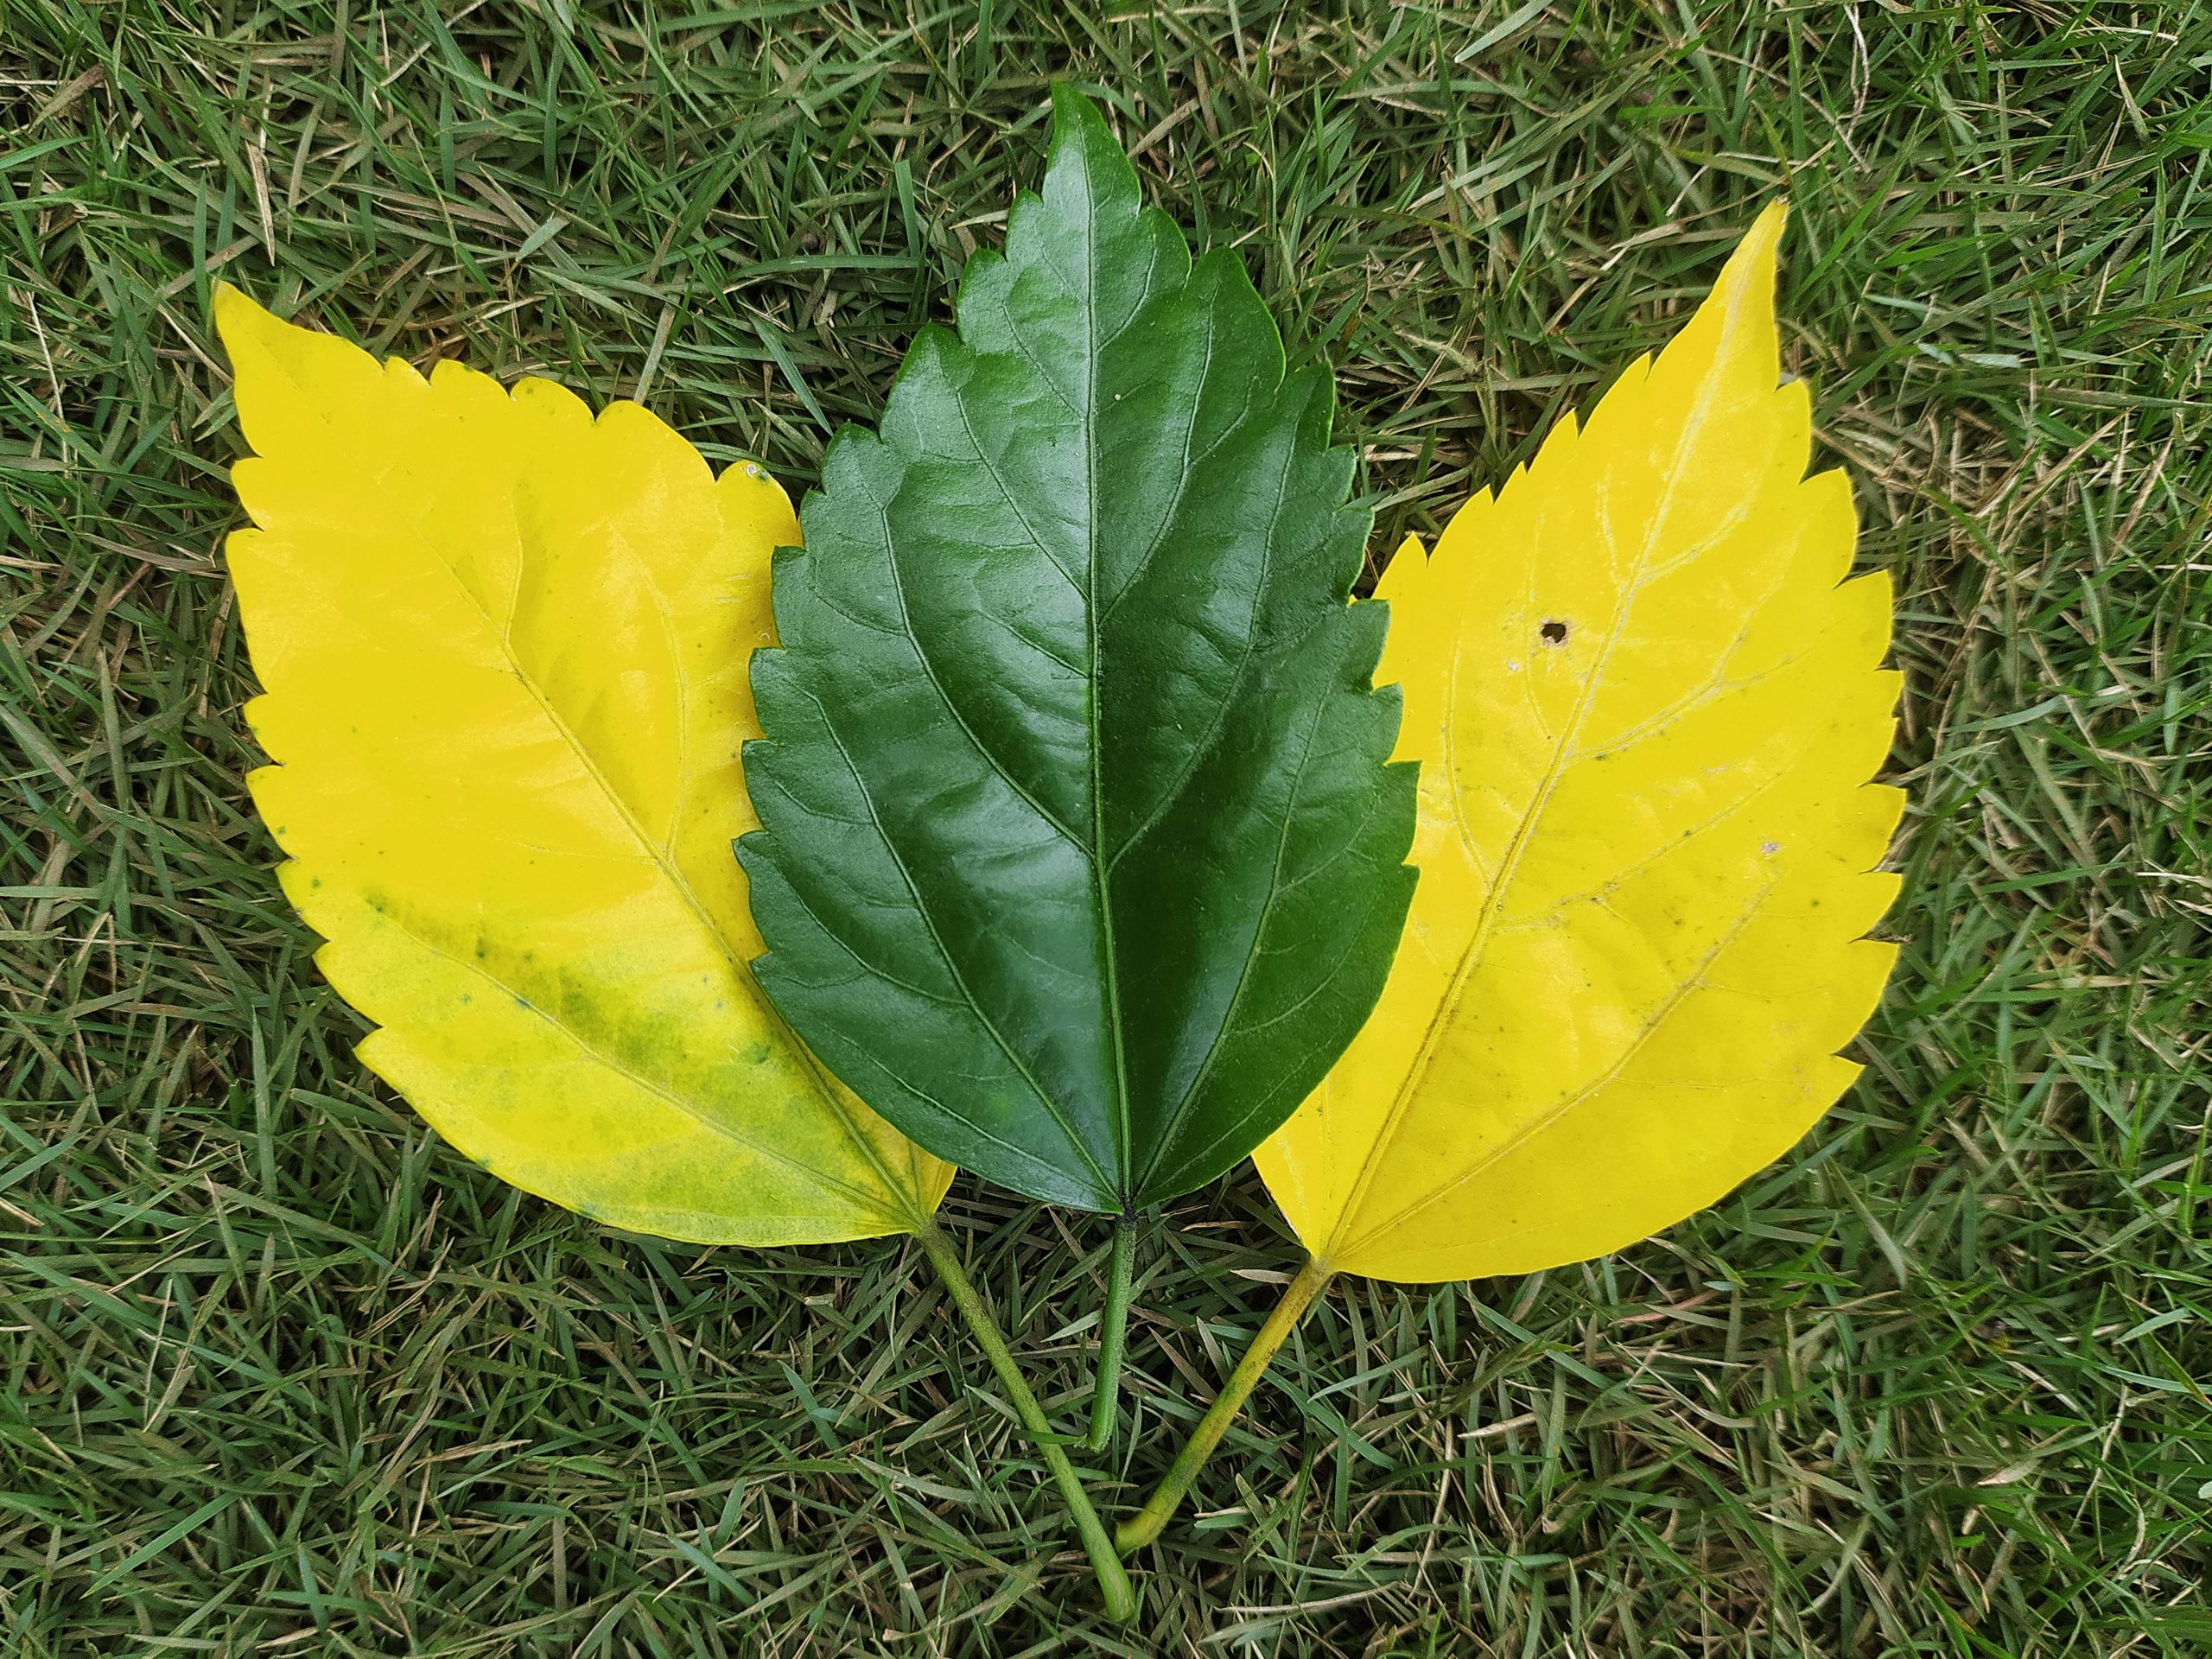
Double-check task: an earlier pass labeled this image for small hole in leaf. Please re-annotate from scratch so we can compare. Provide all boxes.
[1540,620,1569,645]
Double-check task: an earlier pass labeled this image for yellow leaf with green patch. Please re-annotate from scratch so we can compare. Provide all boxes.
[1254,204,1902,1283]
[216,288,952,1246]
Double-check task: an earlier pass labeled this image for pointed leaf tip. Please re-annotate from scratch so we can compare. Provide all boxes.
[1047,81,1111,134]
[211,283,286,369]
[210,278,251,325]
[1730,196,1785,274]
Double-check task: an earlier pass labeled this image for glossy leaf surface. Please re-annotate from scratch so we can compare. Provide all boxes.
[738,91,1418,1212]
[1256,206,1902,1282]
[217,289,952,1245]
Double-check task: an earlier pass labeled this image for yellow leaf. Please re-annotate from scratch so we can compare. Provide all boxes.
[216,288,952,1245]
[1255,205,1901,1283]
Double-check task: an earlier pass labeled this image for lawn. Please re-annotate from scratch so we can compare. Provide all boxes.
[3,2,2209,1653]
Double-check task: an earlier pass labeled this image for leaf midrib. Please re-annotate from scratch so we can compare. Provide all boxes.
[1079,155,1139,1207]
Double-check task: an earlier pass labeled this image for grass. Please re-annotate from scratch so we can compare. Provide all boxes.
[3,0,2210,1652]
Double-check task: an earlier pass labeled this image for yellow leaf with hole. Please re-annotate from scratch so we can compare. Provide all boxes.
[1255,205,1901,1283]
[216,288,953,1245]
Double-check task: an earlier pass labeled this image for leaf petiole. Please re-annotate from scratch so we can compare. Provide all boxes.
[913,1216,1137,1621]
[1116,1254,1334,1553]
[1084,1216,1137,1452]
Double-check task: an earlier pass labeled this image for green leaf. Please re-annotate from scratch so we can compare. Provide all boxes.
[737,89,1418,1213]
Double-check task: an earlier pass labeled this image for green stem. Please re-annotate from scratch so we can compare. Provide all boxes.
[1116,1254,1333,1554]
[915,1217,1136,1621]
[1084,1216,1136,1452]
